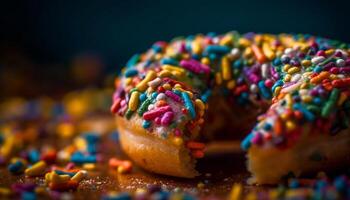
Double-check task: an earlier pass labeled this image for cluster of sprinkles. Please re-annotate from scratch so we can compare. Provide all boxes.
[112,31,350,155]
[0,89,118,199]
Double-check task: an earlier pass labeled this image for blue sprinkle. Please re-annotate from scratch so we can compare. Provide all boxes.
[124,69,138,77]
[293,103,315,121]
[289,179,300,189]
[22,192,37,200]
[201,90,212,103]
[84,133,100,144]
[142,120,151,129]
[233,59,242,69]
[160,58,178,66]
[8,161,24,173]
[139,93,147,102]
[313,97,323,105]
[55,170,76,177]
[334,176,347,192]
[152,45,162,53]
[109,131,119,142]
[258,81,272,99]
[273,58,282,66]
[126,54,140,68]
[205,45,230,55]
[28,149,40,163]
[272,80,283,92]
[181,92,196,119]
[313,66,323,73]
[71,151,96,164]
[241,133,254,151]
[151,92,158,99]
[263,123,272,131]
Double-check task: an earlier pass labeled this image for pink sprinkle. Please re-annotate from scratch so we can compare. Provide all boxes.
[339,67,350,73]
[251,133,263,145]
[180,59,210,74]
[143,106,172,120]
[174,129,182,136]
[330,67,339,74]
[155,117,162,125]
[161,111,174,126]
[316,50,326,57]
[264,79,273,88]
[165,91,182,103]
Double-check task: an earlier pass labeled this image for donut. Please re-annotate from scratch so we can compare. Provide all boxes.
[111,32,350,184]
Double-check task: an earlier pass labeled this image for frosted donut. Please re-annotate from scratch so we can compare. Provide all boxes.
[111,32,350,183]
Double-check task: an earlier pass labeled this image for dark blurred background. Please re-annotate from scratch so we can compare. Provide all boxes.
[0,0,349,99]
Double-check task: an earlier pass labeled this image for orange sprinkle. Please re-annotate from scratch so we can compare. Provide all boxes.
[156,100,168,107]
[273,118,283,136]
[310,71,330,84]
[186,141,205,150]
[251,44,266,63]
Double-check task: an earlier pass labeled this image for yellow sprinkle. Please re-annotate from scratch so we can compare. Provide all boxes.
[274,86,282,96]
[283,64,291,72]
[215,72,222,85]
[302,95,312,103]
[136,70,157,92]
[243,47,253,58]
[171,71,184,79]
[247,58,254,66]
[329,74,337,80]
[155,53,162,60]
[228,183,242,200]
[71,170,87,182]
[221,56,232,81]
[51,172,70,184]
[245,192,257,200]
[227,80,236,89]
[280,113,288,120]
[284,74,292,82]
[162,83,171,90]
[219,34,233,46]
[286,120,296,131]
[162,65,185,74]
[191,41,202,54]
[301,60,311,67]
[83,163,96,170]
[125,78,132,85]
[238,38,251,47]
[25,161,47,177]
[338,92,348,106]
[287,67,300,74]
[174,84,182,89]
[195,99,205,110]
[325,49,335,56]
[262,42,275,60]
[201,57,210,65]
[286,94,293,108]
[159,70,172,78]
[300,83,309,89]
[173,137,183,146]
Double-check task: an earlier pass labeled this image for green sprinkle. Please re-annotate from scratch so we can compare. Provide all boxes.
[125,109,134,120]
[137,98,152,116]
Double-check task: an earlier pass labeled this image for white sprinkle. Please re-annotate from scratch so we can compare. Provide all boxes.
[230,48,240,58]
[147,77,162,88]
[261,63,270,78]
[336,59,345,67]
[311,56,325,65]
[148,104,154,111]
[156,93,166,101]
[284,48,293,55]
[291,74,301,82]
[250,84,259,93]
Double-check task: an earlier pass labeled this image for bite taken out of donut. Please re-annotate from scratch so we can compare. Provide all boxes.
[111,32,350,184]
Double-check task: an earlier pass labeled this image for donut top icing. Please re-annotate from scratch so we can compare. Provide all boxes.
[112,32,350,154]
